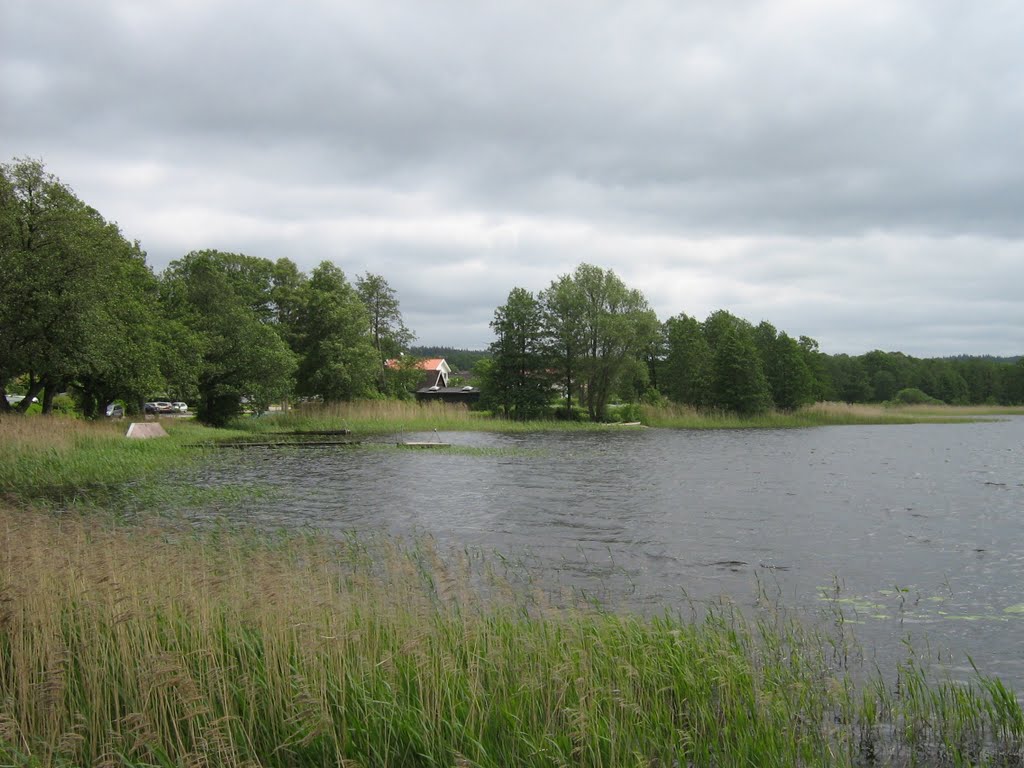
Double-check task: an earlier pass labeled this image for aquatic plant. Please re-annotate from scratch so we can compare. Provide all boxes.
[1,506,1021,767]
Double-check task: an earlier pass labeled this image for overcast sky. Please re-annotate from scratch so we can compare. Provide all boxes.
[3,1,1023,356]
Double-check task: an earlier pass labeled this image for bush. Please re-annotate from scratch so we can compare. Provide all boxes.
[891,387,944,406]
[610,402,643,422]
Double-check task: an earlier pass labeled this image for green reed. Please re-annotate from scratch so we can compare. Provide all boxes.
[0,416,238,507]
[2,507,1021,767]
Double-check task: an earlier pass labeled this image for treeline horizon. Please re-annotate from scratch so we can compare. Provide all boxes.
[478,264,1024,420]
[3,158,1022,425]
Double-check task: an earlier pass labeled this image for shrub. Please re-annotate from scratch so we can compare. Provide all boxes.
[891,387,944,406]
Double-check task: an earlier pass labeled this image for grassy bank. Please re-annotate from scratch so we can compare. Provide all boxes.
[229,400,625,435]
[230,399,1019,435]
[2,401,1016,507]
[0,415,236,507]
[638,401,1017,429]
[1,505,1022,767]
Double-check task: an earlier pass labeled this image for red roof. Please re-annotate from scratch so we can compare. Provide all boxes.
[385,357,447,370]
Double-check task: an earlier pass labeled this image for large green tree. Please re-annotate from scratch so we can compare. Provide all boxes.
[544,264,655,421]
[292,263,378,402]
[160,250,296,426]
[753,322,815,410]
[356,272,414,394]
[703,311,772,414]
[662,313,713,407]
[484,287,551,419]
[539,274,586,418]
[0,158,170,414]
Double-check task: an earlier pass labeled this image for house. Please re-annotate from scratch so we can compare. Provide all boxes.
[385,357,481,405]
[413,385,481,405]
[385,357,451,389]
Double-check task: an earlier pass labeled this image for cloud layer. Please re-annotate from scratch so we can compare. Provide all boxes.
[4,0,1023,355]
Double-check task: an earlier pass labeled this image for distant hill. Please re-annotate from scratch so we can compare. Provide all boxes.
[408,346,490,372]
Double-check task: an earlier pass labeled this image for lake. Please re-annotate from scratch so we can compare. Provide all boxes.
[177,417,1024,688]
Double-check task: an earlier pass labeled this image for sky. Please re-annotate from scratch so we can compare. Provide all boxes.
[3,1,1023,357]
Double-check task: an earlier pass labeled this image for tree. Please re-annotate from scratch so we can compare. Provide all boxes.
[701,311,771,414]
[539,274,586,419]
[753,322,815,410]
[356,273,414,393]
[0,158,171,414]
[662,313,712,407]
[798,335,835,401]
[484,287,551,419]
[160,250,296,426]
[563,264,659,421]
[827,354,872,403]
[293,263,378,402]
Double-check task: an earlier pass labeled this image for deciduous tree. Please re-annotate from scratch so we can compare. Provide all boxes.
[160,250,296,425]
[485,287,551,419]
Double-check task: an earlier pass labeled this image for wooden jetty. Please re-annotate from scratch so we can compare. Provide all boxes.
[195,440,361,449]
[280,429,351,436]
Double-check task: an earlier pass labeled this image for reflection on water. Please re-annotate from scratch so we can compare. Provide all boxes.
[176,417,1024,687]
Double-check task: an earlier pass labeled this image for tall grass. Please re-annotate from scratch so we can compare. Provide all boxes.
[640,401,1005,429]
[1,506,1021,767]
[229,399,1014,437]
[0,415,229,506]
[231,401,623,435]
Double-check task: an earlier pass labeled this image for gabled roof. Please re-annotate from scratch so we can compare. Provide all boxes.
[385,357,449,372]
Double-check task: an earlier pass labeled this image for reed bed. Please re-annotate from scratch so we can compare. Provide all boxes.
[639,401,998,429]
[2,506,1022,767]
[0,416,225,506]
[234,401,622,435]
[233,399,1010,437]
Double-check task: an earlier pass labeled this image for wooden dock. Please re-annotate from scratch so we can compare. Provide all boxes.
[195,440,361,449]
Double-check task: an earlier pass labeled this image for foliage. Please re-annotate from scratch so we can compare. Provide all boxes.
[160,250,297,426]
[891,387,944,405]
[754,323,816,410]
[662,313,713,407]
[291,263,377,402]
[534,265,659,421]
[484,287,552,419]
[705,312,773,415]
[357,272,414,392]
[0,158,171,415]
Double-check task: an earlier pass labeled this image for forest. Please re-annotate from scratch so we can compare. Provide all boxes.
[3,158,1023,425]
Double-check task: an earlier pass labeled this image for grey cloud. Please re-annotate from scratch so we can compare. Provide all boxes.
[3,1,1023,356]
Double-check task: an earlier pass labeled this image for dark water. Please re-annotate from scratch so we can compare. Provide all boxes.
[179,418,1024,687]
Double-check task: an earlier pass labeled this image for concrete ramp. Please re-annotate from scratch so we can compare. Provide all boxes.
[126,422,168,439]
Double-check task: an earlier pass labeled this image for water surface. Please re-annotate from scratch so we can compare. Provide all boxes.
[178,418,1024,686]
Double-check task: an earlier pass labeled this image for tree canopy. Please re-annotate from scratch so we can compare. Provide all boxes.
[4,157,1022,424]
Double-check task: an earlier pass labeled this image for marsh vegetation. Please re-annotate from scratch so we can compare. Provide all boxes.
[3,505,1024,767]
[3,414,1024,766]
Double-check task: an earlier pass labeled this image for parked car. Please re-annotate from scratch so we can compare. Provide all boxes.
[172,401,188,413]
[105,403,125,418]
[144,402,159,414]
[4,394,38,405]
[154,401,174,413]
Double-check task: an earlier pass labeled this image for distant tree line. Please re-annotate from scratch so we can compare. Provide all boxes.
[4,159,1022,426]
[0,159,415,425]
[482,265,1024,419]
